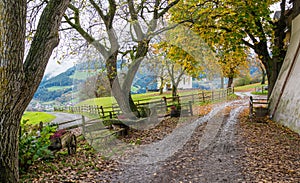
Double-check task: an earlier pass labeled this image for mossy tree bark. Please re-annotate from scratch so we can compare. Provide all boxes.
[0,1,70,182]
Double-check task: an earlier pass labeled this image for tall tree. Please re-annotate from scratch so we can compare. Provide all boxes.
[63,0,180,117]
[140,53,169,95]
[156,43,197,97]
[169,0,300,97]
[154,24,220,97]
[217,47,249,88]
[0,0,70,182]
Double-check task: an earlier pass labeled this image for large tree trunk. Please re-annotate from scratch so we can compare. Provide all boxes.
[104,27,150,118]
[266,0,287,97]
[106,51,138,118]
[260,64,266,84]
[0,2,26,182]
[159,76,164,95]
[0,1,70,182]
[261,0,300,97]
[172,85,178,98]
[266,58,283,98]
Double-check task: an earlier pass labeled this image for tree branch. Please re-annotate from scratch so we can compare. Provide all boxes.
[63,14,110,58]
[157,0,180,18]
[127,0,145,40]
[242,39,255,49]
[24,0,71,92]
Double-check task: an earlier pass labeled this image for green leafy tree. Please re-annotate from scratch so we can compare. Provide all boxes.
[0,1,70,182]
[217,47,249,88]
[169,0,300,96]
[155,43,199,97]
[154,25,220,97]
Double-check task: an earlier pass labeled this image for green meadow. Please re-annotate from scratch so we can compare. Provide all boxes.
[22,112,56,125]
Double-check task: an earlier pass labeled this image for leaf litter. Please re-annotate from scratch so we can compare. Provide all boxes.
[20,103,300,182]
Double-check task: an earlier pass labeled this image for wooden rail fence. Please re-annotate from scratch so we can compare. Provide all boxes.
[54,87,234,119]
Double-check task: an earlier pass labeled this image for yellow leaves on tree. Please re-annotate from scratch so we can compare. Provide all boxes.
[219,48,249,79]
[153,24,221,78]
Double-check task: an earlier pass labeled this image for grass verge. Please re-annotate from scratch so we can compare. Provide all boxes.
[22,112,56,125]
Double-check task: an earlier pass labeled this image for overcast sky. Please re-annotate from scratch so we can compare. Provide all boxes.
[45,58,75,77]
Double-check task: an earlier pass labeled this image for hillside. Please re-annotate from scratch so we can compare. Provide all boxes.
[29,60,158,110]
[29,61,100,111]
[33,67,83,102]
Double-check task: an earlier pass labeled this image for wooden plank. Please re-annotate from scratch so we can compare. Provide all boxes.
[85,124,108,133]
[253,102,269,105]
[57,118,82,125]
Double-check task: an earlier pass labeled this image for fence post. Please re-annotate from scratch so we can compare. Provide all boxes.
[202,91,205,102]
[189,101,193,116]
[82,115,86,137]
[249,96,253,120]
[100,106,105,118]
[109,111,113,119]
[211,91,214,101]
[222,89,225,98]
[163,97,167,112]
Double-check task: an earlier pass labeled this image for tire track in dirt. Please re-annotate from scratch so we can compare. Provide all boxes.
[98,100,247,182]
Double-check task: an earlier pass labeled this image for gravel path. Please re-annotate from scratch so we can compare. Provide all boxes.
[97,99,248,182]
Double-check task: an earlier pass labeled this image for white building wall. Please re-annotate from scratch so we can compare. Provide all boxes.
[177,76,193,89]
[269,14,300,134]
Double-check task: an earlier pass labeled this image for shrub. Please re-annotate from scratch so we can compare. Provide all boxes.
[19,120,57,172]
[234,77,251,87]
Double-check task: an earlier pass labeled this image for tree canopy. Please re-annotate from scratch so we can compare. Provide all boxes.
[169,0,299,95]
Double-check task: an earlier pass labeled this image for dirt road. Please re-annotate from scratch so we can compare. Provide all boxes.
[48,112,83,130]
[97,99,248,182]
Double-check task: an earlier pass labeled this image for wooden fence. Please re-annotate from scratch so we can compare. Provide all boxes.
[54,87,234,119]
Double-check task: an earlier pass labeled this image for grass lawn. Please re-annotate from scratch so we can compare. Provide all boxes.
[73,83,267,108]
[22,112,56,125]
[251,90,268,95]
[235,83,267,92]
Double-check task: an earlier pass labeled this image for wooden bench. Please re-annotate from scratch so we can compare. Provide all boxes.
[249,96,269,121]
